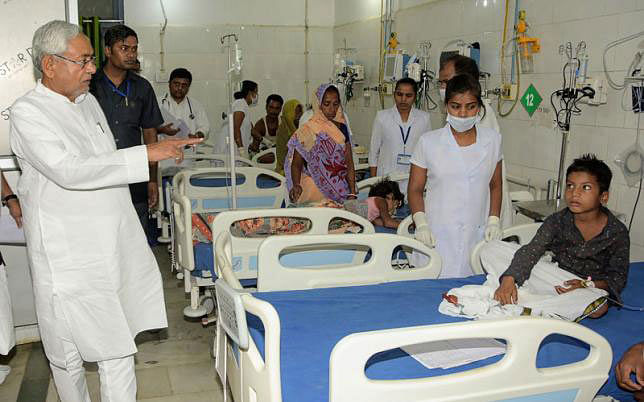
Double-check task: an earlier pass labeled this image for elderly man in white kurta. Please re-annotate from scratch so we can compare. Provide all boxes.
[9,20,201,402]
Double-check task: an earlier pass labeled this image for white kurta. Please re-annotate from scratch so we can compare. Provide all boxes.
[368,107,431,193]
[10,82,167,368]
[410,124,503,278]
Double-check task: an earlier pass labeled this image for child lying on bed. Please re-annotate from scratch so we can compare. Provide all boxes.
[493,154,630,318]
[344,180,404,229]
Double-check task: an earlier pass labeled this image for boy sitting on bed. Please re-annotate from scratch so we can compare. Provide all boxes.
[493,154,630,318]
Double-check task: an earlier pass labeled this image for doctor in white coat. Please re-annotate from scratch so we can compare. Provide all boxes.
[409,74,503,278]
[369,78,431,194]
[10,21,202,401]
[438,54,513,229]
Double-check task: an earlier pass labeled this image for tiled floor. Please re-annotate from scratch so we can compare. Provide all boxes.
[0,245,228,402]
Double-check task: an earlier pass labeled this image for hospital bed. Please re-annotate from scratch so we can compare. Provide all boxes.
[174,200,375,317]
[156,154,256,243]
[214,232,443,401]
[215,242,644,401]
[168,165,284,275]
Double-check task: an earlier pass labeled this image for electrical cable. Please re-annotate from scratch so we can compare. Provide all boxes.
[498,38,521,117]
[628,85,643,232]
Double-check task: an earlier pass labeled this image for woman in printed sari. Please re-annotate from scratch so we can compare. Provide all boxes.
[275,99,303,175]
[286,84,357,204]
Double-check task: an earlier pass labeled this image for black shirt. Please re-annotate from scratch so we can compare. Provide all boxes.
[90,69,163,204]
[502,207,630,301]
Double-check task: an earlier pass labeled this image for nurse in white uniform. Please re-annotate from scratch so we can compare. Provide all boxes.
[369,77,431,194]
[10,21,202,401]
[438,54,513,228]
[231,80,258,159]
[408,74,503,278]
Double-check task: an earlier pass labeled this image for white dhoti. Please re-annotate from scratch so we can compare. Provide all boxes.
[439,240,608,322]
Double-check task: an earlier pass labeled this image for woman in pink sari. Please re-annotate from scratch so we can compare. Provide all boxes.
[286,84,357,204]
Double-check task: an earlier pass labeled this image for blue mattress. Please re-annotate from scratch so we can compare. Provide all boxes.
[248,263,644,402]
[193,242,257,287]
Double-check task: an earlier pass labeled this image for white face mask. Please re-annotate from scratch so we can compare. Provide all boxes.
[439,88,446,103]
[250,94,258,107]
[447,113,480,133]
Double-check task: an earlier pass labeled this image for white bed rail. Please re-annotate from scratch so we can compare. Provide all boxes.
[251,147,277,171]
[329,317,612,402]
[256,233,441,291]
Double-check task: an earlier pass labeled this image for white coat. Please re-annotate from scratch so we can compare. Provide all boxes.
[159,94,210,139]
[158,94,210,171]
[368,107,431,193]
[10,82,167,368]
[0,263,14,356]
[410,123,503,278]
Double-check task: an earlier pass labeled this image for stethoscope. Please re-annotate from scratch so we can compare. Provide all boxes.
[162,93,195,120]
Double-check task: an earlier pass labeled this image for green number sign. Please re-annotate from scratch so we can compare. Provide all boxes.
[521,84,542,117]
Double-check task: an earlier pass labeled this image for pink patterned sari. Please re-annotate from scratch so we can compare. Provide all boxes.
[285,84,350,203]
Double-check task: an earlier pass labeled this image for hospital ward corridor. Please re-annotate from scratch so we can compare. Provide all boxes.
[0,246,228,402]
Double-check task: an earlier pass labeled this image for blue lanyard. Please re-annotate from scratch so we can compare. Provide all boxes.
[105,77,130,106]
[399,125,412,151]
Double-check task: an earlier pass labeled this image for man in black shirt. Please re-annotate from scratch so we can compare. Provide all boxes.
[90,25,163,243]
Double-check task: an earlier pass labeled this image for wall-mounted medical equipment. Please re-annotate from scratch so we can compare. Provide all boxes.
[602,31,644,230]
[516,10,540,74]
[413,41,438,111]
[383,53,405,82]
[616,76,644,231]
[334,41,363,103]
[550,41,597,202]
[439,40,480,71]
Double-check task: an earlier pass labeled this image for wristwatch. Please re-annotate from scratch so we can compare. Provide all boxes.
[2,194,17,206]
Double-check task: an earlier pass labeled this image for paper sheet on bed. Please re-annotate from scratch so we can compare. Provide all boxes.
[402,338,506,369]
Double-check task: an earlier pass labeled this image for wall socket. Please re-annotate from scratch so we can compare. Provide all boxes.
[501,83,519,100]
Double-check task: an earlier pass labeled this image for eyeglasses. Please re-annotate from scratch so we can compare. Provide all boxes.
[52,54,96,69]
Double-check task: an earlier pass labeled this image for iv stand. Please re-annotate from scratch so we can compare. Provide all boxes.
[221,33,239,209]
[555,129,569,205]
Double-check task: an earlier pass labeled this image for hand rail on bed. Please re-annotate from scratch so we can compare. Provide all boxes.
[251,147,277,170]
[210,207,375,281]
[256,233,442,292]
[329,317,612,402]
[215,290,283,402]
[397,215,414,238]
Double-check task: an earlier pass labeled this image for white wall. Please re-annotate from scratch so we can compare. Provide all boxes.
[125,0,334,135]
[0,0,66,156]
[333,0,644,260]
